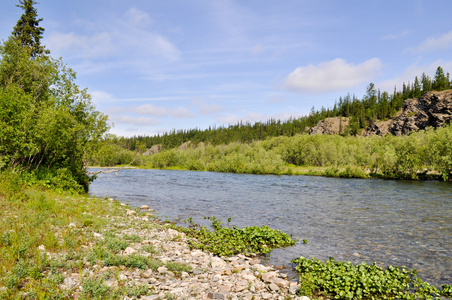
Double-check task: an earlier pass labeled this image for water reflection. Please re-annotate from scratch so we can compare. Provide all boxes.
[89,169,452,286]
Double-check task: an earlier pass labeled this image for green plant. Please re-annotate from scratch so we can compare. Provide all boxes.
[165,261,192,276]
[142,244,159,255]
[123,234,142,243]
[81,277,111,300]
[292,256,446,300]
[171,217,296,257]
[103,233,129,253]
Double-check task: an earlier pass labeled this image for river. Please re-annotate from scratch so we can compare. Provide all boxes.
[88,168,452,286]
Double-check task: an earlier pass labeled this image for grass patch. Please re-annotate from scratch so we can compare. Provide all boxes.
[0,170,148,298]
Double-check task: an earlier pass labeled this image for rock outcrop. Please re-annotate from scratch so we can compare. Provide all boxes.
[310,90,452,137]
[309,117,349,135]
[143,144,162,155]
[388,90,452,136]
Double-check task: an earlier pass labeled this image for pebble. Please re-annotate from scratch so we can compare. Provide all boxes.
[56,207,308,300]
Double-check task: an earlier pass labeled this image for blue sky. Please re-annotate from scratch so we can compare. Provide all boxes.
[1,0,452,137]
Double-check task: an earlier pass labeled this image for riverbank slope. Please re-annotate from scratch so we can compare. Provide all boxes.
[0,180,304,299]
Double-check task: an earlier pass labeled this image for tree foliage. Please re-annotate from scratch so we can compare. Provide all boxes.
[0,1,108,191]
[12,0,48,57]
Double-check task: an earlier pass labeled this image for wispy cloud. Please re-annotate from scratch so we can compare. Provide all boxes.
[283,58,382,93]
[46,32,114,59]
[130,104,194,118]
[382,30,410,40]
[410,30,452,53]
[110,115,160,126]
[46,7,180,70]
[191,100,224,115]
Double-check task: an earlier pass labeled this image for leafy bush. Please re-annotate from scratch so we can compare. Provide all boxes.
[0,35,108,191]
[171,217,296,257]
[292,256,449,299]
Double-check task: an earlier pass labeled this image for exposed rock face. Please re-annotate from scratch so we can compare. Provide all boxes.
[309,117,349,135]
[178,141,192,150]
[143,144,162,155]
[358,90,452,136]
[362,119,393,136]
[389,90,452,136]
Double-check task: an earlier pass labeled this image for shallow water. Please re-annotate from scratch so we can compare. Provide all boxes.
[88,168,452,286]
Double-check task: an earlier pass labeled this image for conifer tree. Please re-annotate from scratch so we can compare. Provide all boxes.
[12,0,48,57]
[433,66,449,91]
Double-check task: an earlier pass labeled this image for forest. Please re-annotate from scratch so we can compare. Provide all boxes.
[90,68,452,181]
[112,67,451,150]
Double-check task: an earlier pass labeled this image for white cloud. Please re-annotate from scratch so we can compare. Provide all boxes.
[251,43,264,55]
[46,32,114,58]
[412,31,452,53]
[125,7,153,27]
[283,58,382,93]
[91,90,118,104]
[111,115,159,126]
[200,103,223,115]
[46,7,180,65]
[131,104,194,118]
[191,100,224,115]
[382,30,410,40]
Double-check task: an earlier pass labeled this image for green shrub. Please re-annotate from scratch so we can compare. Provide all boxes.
[292,256,446,300]
[171,217,296,257]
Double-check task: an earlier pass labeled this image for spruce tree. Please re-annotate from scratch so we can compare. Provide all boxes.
[433,66,449,91]
[12,0,48,57]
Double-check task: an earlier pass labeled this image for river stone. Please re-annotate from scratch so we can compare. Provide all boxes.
[273,277,289,288]
[242,274,257,281]
[126,209,136,215]
[141,205,150,210]
[170,287,184,295]
[208,292,226,299]
[261,271,278,282]
[210,257,226,268]
[141,296,160,300]
[252,264,273,272]
[268,283,280,291]
[123,247,136,255]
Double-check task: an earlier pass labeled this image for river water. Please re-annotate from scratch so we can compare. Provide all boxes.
[88,168,452,286]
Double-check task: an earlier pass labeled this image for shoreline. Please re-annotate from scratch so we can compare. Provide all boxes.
[55,197,306,299]
[89,164,449,182]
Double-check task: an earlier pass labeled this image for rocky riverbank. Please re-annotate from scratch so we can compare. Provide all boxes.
[51,200,308,300]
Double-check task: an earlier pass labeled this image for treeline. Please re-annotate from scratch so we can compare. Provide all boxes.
[91,124,452,181]
[115,66,452,150]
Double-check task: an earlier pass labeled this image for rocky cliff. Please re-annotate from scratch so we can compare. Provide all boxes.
[310,90,452,136]
[387,90,452,136]
[308,117,349,135]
